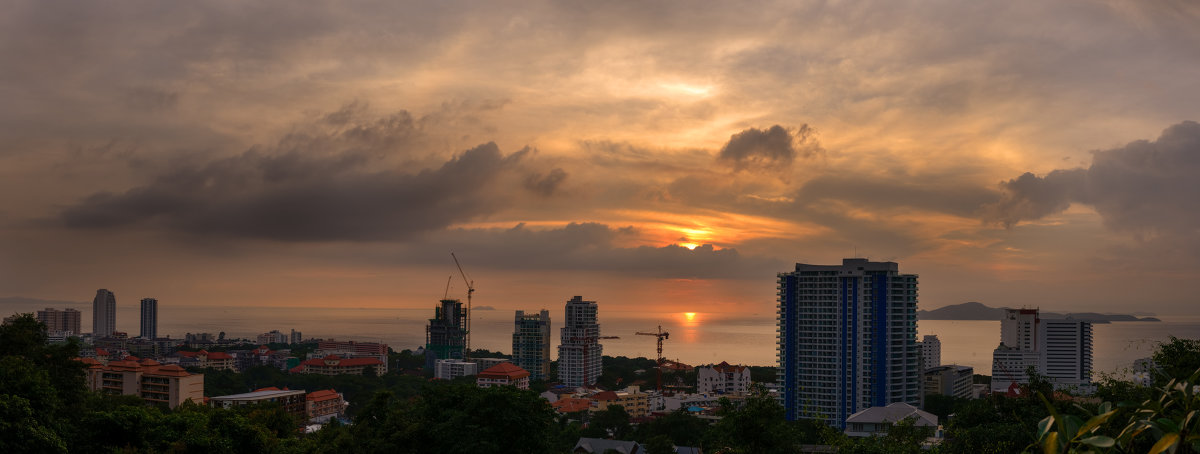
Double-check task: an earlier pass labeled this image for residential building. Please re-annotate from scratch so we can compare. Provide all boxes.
[923,365,974,399]
[777,258,923,428]
[140,298,158,340]
[558,296,603,387]
[37,307,82,337]
[476,362,531,389]
[295,355,383,376]
[590,386,651,418]
[175,349,237,371]
[257,330,287,345]
[513,309,552,381]
[475,357,509,370]
[82,358,203,408]
[989,309,1093,393]
[844,402,938,438]
[290,329,303,344]
[93,289,117,338]
[211,388,307,421]
[426,298,467,368]
[315,340,389,374]
[697,361,752,395]
[306,389,347,424]
[435,359,479,380]
[919,335,941,371]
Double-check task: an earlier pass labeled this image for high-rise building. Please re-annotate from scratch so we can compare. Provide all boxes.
[37,308,82,336]
[290,329,303,344]
[512,309,551,381]
[92,289,117,338]
[989,308,1093,393]
[918,335,941,371]
[426,299,467,366]
[140,298,158,340]
[777,258,922,428]
[558,296,602,387]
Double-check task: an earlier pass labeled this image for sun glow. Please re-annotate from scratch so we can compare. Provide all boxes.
[685,312,696,320]
[680,243,699,250]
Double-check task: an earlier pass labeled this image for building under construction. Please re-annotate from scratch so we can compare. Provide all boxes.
[426,299,467,367]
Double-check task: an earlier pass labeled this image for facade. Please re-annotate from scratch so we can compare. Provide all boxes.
[290,329,303,344]
[590,386,650,418]
[140,298,158,340]
[211,389,307,421]
[989,309,1093,393]
[512,309,552,381]
[93,289,117,338]
[919,335,941,371]
[296,355,383,376]
[923,365,974,399]
[306,389,347,424]
[434,359,479,380]
[426,299,467,366]
[777,258,922,428]
[315,340,389,374]
[697,361,752,395]
[37,307,82,337]
[558,296,603,387]
[476,362,531,389]
[257,330,287,345]
[82,358,204,408]
[844,402,938,438]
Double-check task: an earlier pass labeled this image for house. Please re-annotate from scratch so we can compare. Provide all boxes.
[476,362,531,389]
[843,402,938,438]
[573,437,643,454]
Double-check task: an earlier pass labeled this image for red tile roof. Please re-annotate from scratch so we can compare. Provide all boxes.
[206,352,234,360]
[591,391,619,401]
[306,389,341,402]
[478,362,531,381]
[299,355,383,367]
[95,348,110,356]
[551,397,592,413]
[712,361,747,373]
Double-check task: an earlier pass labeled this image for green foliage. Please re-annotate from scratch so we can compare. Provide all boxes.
[634,409,711,446]
[748,365,777,384]
[704,385,806,454]
[585,404,634,440]
[642,434,676,454]
[203,365,427,417]
[595,355,659,390]
[831,417,929,454]
[1153,337,1200,385]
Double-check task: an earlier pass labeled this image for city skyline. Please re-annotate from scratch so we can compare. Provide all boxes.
[2,2,1200,318]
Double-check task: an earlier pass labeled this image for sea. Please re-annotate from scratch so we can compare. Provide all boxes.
[8,302,1200,377]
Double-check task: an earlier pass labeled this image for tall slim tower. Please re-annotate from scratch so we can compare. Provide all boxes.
[140,298,158,340]
[513,309,552,381]
[919,335,941,371]
[777,258,922,428]
[558,296,602,387]
[92,289,116,338]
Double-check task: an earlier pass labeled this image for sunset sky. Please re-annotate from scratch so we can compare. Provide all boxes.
[2,1,1199,320]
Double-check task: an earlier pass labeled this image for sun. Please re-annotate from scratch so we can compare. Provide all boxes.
[685,312,696,321]
[681,243,699,250]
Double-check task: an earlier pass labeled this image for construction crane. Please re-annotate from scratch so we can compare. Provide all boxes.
[451,253,475,360]
[636,325,670,391]
[442,275,453,300]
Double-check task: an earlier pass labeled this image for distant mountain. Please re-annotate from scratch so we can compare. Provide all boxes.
[0,296,87,308]
[918,302,1160,323]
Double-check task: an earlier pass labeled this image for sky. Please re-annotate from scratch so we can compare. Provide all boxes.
[2,0,1199,322]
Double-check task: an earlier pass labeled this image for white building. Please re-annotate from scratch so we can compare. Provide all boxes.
[923,365,974,399]
[777,259,923,428]
[990,309,1093,393]
[918,335,941,371]
[697,361,751,395]
[434,359,478,380]
[558,296,603,387]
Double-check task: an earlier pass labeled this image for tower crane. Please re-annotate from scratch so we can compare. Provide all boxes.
[636,325,670,391]
[451,253,475,360]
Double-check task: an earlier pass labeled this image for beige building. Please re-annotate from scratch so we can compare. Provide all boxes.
[590,386,650,419]
[175,349,237,371]
[294,355,383,376]
[306,389,347,423]
[82,358,204,408]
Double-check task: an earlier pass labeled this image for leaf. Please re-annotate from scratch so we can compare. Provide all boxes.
[1043,431,1060,454]
[1079,435,1115,448]
[1076,410,1117,438]
[1063,415,1083,442]
[1157,417,1181,434]
[1148,433,1179,454]
[1038,416,1055,440]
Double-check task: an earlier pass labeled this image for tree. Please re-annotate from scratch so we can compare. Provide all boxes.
[585,404,633,440]
[705,385,803,454]
[634,409,711,446]
[642,434,676,454]
[1152,336,1200,383]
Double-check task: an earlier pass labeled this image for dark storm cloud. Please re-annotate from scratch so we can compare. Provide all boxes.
[398,222,786,280]
[717,125,818,171]
[524,168,568,196]
[984,121,1200,237]
[59,142,527,242]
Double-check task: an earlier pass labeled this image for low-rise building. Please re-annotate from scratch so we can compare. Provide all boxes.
[844,402,938,438]
[696,361,751,395]
[315,340,389,374]
[294,355,383,376]
[552,397,593,414]
[82,358,204,408]
[476,362,531,389]
[590,386,650,418]
[175,349,237,371]
[306,389,347,424]
[211,388,308,422]
[435,359,479,380]
[924,365,974,399]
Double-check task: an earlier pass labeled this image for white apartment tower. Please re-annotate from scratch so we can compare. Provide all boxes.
[139,298,158,340]
[990,308,1093,393]
[558,296,602,387]
[92,289,117,338]
[919,335,941,371]
[777,259,923,428]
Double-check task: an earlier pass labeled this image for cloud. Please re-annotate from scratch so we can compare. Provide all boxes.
[984,121,1200,240]
[523,167,568,196]
[717,125,818,172]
